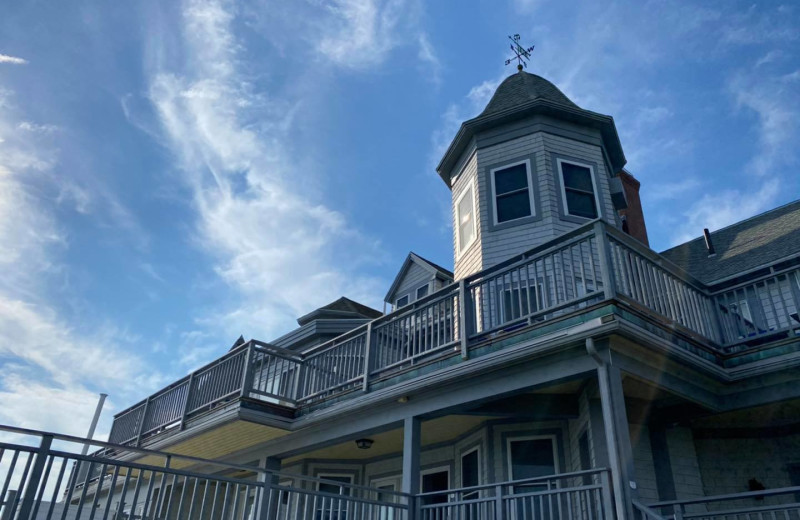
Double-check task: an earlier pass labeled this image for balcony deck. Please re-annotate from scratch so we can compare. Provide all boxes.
[108,220,800,448]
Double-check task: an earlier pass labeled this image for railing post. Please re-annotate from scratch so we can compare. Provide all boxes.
[458,279,472,359]
[240,341,255,399]
[1,490,16,520]
[135,397,151,447]
[494,484,504,520]
[673,504,684,520]
[594,221,617,301]
[16,434,53,520]
[179,373,195,431]
[362,323,373,393]
[255,457,281,520]
[600,470,615,520]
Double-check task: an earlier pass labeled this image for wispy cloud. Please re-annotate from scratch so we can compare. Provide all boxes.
[669,180,780,245]
[317,0,424,70]
[0,54,27,65]
[143,0,386,342]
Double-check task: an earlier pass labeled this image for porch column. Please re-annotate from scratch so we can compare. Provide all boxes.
[588,338,637,520]
[402,416,421,518]
[255,456,281,520]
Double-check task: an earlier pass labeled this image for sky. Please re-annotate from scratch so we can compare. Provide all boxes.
[0,0,798,440]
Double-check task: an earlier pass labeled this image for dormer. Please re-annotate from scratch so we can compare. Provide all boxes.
[384,252,454,311]
[437,71,630,279]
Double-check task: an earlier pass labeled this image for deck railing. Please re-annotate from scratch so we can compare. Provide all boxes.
[109,220,800,446]
[651,485,800,520]
[0,424,411,520]
[417,468,613,520]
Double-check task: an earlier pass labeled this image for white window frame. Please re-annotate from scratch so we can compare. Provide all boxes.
[556,158,601,220]
[395,294,409,309]
[316,473,355,495]
[420,465,451,491]
[460,445,482,498]
[490,159,536,226]
[416,283,430,300]
[455,179,478,258]
[506,434,560,481]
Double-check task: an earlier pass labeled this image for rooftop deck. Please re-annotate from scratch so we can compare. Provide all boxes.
[108,220,800,447]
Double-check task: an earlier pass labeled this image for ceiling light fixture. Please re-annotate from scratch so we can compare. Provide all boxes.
[355,438,374,450]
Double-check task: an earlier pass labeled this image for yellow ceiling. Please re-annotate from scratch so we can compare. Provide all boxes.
[284,415,496,464]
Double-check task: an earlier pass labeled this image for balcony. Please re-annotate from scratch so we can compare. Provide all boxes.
[108,220,800,447]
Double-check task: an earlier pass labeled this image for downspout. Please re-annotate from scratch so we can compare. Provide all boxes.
[586,337,630,520]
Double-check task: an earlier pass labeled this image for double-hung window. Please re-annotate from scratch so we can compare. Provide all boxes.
[461,447,481,500]
[416,284,429,299]
[456,182,477,255]
[557,159,599,219]
[491,160,535,225]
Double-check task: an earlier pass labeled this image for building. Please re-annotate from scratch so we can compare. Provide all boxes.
[2,69,800,520]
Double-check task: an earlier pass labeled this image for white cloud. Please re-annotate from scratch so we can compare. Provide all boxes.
[145,0,386,342]
[730,67,800,177]
[669,179,780,245]
[0,86,165,435]
[0,54,27,65]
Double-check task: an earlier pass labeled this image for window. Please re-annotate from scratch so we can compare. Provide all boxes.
[395,295,409,308]
[416,284,429,299]
[317,474,353,496]
[317,474,354,520]
[456,183,476,255]
[461,447,481,500]
[420,467,450,506]
[507,436,558,484]
[557,159,599,219]
[507,436,559,520]
[491,160,534,225]
[371,477,400,520]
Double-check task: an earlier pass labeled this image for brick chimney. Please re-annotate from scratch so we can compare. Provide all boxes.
[618,170,649,246]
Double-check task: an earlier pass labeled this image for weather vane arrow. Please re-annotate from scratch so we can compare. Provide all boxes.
[504,34,535,71]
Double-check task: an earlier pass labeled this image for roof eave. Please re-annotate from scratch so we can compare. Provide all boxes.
[436,100,627,187]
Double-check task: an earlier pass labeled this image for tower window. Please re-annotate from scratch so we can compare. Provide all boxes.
[557,159,599,219]
[491,160,535,224]
[456,182,477,256]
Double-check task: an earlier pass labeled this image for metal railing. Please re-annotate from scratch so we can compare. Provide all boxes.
[109,220,800,446]
[650,485,800,520]
[0,424,410,520]
[713,268,800,350]
[417,468,613,520]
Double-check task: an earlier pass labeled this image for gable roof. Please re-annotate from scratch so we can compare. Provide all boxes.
[660,199,800,285]
[384,252,454,302]
[296,297,383,326]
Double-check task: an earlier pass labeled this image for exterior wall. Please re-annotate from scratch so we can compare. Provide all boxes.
[694,433,800,497]
[453,150,482,280]
[391,262,433,306]
[667,427,705,501]
[631,424,660,503]
[464,123,620,274]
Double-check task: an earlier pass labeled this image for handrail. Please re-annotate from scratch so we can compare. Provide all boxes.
[416,467,610,496]
[650,485,800,507]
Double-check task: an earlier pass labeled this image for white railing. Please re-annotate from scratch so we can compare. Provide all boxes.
[109,221,800,446]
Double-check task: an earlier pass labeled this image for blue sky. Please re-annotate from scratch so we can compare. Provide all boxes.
[0,0,798,438]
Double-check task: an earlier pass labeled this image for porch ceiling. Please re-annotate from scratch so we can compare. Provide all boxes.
[134,420,289,470]
[284,415,496,464]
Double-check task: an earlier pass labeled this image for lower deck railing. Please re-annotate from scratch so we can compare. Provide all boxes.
[651,486,800,520]
[0,425,616,520]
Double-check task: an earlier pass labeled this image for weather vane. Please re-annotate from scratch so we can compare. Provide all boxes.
[505,34,535,71]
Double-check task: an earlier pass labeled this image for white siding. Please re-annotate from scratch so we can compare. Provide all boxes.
[392,262,433,305]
